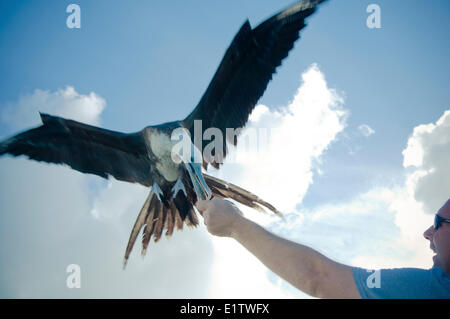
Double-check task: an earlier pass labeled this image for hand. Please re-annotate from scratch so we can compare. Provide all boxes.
[196,198,245,238]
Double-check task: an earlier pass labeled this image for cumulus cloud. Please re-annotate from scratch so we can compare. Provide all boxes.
[210,91,449,296]
[212,94,448,295]
[402,110,450,213]
[1,86,105,131]
[357,109,450,269]
[207,64,347,298]
[348,174,435,270]
[324,108,450,271]
[214,64,347,214]
[0,86,214,298]
[5,73,443,299]
[281,110,450,273]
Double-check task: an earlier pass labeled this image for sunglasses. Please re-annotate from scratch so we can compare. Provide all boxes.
[434,214,450,230]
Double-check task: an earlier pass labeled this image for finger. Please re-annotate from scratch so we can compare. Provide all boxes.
[195,199,210,212]
[202,210,210,225]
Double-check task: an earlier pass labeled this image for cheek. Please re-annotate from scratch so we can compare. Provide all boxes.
[435,230,450,252]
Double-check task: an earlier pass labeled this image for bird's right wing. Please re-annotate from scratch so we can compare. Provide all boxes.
[0,113,154,187]
[182,0,327,169]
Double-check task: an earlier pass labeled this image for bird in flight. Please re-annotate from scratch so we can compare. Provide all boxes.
[0,0,327,267]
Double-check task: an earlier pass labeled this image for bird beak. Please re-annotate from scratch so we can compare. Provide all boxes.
[184,161,212,201]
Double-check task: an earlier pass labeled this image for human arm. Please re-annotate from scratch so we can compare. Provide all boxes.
[196,198,361,299]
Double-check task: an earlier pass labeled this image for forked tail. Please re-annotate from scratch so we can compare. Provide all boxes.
[123,174,283,268]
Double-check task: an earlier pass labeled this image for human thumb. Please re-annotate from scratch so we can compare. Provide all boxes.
[195,199,210,214]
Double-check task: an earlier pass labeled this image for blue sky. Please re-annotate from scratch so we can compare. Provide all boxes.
[0,0,449,298]
[1,0,449,203]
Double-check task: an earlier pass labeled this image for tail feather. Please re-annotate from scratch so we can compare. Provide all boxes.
[124,173,282,268]
[174,206,184,230]
[186,207,199,227]
[123,192,152,268]
[141,196,158,256]
[173,191,194,224]
[153,202,166,243]
[165,202,175,236]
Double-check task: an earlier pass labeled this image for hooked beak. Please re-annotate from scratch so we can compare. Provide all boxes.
[184,161,212,201]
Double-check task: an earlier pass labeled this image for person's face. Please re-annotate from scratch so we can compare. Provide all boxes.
[423,199,450,273]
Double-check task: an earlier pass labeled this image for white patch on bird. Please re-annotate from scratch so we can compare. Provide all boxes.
[151,182,164,201]
[148,131,173,158]
[171,177,187,198]
[148,130,181,182]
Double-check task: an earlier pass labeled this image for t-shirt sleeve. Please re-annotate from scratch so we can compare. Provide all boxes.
[352,267,450,299]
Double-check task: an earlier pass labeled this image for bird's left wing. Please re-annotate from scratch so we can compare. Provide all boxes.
[0,113,154,187]
[182,0,327,169]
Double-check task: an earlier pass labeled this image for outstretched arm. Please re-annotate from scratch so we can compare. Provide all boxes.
[196,199,361,299]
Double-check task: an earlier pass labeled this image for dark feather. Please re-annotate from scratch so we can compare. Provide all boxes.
[204,173,283,218]
[123,192,152,268]
[124,183,200,265]
[153,201,166,243]
[182,0,327,169]
[123,171,285,267]
[0,113,154,187]
[141,195,158,256]
[165,201,176,236]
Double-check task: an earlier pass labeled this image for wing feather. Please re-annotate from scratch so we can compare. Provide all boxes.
[182,0,327,169]
[0,113,154,187]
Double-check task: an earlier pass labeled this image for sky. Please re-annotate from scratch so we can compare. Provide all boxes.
[0,0,449,298]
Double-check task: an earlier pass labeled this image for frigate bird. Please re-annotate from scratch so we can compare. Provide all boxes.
[0,0,327,266]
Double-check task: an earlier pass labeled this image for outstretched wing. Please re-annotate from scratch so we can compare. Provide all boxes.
[182,0,327,169]
[0,113,154,187]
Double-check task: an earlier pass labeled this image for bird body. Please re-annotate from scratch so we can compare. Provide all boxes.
[0,0,327,265]
[145,125,183,183]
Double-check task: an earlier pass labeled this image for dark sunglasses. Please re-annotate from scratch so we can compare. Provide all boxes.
[434,214,450,230]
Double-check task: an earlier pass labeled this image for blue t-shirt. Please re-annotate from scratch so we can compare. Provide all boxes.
[353,267,450,299]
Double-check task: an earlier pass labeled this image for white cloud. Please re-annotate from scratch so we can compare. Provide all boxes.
[1,86,105,131]
[207,64,347,298]
[361,110,450,269]
[402,110,450,213]
[214,64,347,214]
[0,86,214,298]
[289,111,450,273]
[208,237,304,298]
[5,76,444,299]
[210,103,449,297]
[358,124,375,137]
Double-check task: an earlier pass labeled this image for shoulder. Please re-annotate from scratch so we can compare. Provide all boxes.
[352,266,450,299]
